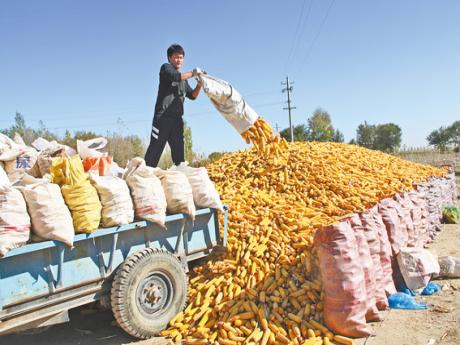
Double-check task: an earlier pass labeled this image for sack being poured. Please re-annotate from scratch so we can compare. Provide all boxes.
[198,74,288,160]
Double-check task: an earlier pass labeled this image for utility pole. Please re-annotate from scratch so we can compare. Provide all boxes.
[274,123,280,133]
[282,76,296,142]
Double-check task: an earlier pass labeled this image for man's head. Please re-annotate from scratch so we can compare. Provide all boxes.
[167,44,185,70]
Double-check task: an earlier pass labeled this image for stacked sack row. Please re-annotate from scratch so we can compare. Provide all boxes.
[314,173,457,337]
[0,134,222,258]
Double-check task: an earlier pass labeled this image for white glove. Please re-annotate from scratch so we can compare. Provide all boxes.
[192,68,206,77]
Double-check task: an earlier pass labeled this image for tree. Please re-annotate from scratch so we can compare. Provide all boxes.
[447,121,460,151]
[184,121,193,163]
[427,121,460,152]
[106,133,146,167]
[279,124,308,141]
[62,130,74,147]
[356,121,376,148]
[35,120,58,142]
[356,122,402,152]
[373,123,401,152]
[306,108,334,142]
[0,112,59,145]
[208,151,225,162]
[332,129,344,143]
[426,126,451,152]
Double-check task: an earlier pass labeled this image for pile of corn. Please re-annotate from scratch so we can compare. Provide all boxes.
[161,139,445,345]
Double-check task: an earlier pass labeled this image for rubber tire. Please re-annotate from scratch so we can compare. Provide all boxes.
[111,248,188,339]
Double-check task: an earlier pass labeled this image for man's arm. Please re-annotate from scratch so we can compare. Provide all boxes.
[191,80,202,99]
[161,64,196,82]
[180,71,194,81]
[186,79,202,100]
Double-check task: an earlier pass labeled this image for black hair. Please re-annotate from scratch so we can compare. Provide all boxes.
[167,44,185,57]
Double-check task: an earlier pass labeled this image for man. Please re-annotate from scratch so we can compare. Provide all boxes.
[145,44,205,167]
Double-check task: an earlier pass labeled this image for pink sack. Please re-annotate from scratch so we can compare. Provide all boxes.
[408,190,429,246]
[314,221,373,337]
[356,210,388,310]
[394,193,417,247]
[360,205,396,296]
[378,198,408,256]
[348,214,382,321]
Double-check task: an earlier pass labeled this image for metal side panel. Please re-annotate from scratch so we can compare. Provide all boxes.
[0,208,221,317]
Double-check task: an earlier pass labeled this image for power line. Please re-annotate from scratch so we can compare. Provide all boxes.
[284,0,314,75]
[297,0,336,74]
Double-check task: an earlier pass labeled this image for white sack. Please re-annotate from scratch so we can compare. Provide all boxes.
[90,174,134,227]
[436,256,460,279]
[0,133,38,183]
[77,137,108,159]
[0,164,9,188]
[32,137,76,156]
[198,74,258,134]
[397,247,440,292]
[169,162,223,210]
[21,179,74,247]
[0,187,31,257]
[123,157,166,227]
[154,169,195,219]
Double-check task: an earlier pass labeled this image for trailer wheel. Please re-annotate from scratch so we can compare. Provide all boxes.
[111,248,188,339]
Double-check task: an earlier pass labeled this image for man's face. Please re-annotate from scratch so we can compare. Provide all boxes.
[168,52,184,70]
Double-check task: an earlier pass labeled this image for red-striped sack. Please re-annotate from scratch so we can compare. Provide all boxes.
[348,214,383,320]
[314,221,373,337]
[0,187,31,257]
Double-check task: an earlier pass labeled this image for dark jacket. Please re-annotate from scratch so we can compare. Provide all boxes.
[154,63,196,118]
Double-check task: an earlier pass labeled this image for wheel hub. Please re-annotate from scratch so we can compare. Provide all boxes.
[137,272,173,315]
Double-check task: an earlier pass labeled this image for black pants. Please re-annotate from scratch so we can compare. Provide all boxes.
[145,115,184,167]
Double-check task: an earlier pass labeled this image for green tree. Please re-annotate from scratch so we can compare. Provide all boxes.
[184,121,193,163]
[279,124,308,141]
[1,112,34,144]
[106,133,146,167]
[208,151,225,162]
[356,121,376,148]
[332,129,345,143]
[62,130,74,147]
[306,108,335,141]
[1,112,59,145]
[427,126,452,152]
[373,123,401,152]
[356,122,401,152]
[447,121,460,151]
[427,121,460,152]
[127,135,145,158]
[35,120,58,142]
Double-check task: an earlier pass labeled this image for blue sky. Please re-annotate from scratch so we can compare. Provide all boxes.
[1,0,459,155]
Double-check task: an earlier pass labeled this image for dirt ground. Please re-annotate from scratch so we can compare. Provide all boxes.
[1,179,459,345]
[355,224,460,345]
[355,175,460,345]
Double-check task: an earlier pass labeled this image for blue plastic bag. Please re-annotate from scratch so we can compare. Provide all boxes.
[388,292,427,310]
[421,282,441,296]
[402,288,416,296]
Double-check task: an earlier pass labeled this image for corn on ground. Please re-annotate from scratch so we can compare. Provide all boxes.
[161,141,445,345]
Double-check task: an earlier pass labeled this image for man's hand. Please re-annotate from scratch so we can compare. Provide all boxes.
[192,68,207,77]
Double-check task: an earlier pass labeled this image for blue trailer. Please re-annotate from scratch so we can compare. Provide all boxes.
[0,207,227,339]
